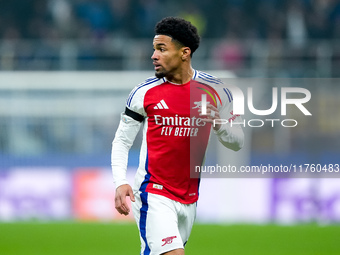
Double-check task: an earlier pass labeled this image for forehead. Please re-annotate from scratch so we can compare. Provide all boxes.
[153,35,174,46]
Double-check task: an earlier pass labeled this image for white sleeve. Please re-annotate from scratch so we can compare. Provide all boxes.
[213,120,244,151]
[214,88,244,151]
[111,113,142,189]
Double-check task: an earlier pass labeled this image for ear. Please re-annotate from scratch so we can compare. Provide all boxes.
[181,47,191,61]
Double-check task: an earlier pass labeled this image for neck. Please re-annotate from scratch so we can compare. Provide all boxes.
[166,66,194,84]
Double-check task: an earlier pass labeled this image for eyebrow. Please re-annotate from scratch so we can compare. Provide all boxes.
[154,43,166,47]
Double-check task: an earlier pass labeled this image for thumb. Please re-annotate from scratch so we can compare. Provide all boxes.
[129,189,135,202]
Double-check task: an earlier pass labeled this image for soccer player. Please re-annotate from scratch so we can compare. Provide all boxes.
[111,17,244,255]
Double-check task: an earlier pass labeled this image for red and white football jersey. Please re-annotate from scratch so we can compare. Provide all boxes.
[112,70,243,204]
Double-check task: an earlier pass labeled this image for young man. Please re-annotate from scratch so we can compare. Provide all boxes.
[111,17,244,255]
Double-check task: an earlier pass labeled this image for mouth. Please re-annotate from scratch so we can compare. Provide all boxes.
[153,62,162,71]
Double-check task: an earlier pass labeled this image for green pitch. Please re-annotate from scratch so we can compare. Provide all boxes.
[0,222,339,255]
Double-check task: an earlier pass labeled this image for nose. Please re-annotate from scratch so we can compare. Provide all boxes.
[151,50,158,60]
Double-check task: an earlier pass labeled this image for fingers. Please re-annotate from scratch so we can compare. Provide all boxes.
[129,189,136,202]
[115,184,135,216]
[198,104,221,130]
[198,104,220,121]
[207,104,219,114]
[115,194,130,215]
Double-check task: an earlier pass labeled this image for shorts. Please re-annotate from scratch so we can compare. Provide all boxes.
[132,191,197,255]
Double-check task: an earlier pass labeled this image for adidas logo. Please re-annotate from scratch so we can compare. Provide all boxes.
[154,99,169,109]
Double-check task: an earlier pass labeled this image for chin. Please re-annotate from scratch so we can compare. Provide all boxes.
[155,71,166,79]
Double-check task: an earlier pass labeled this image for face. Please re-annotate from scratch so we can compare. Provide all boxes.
[151,35,184,79]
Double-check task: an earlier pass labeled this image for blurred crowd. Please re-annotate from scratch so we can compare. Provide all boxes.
[1,0,340,76]
[1,0,340,41]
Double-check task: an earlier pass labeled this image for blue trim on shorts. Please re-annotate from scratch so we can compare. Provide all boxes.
[139,152,151,255]
[140,192,150,255]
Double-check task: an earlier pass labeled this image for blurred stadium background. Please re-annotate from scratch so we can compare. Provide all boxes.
[0,0,340,254]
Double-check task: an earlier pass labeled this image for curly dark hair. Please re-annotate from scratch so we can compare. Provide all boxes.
[155,17,200,56]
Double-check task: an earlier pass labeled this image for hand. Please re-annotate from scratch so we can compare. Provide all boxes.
[115,184,135,216]
[199,104,221,131]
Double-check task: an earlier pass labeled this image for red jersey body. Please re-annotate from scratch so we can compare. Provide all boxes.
[126,70,232,204]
